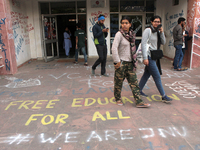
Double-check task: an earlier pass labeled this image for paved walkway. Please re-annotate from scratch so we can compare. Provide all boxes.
[0,57,200,150]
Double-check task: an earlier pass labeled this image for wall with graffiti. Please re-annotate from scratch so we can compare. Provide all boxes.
[87,0,110,56]
[0,0,17,74]
[156,0,187,59]
[9,0,34,66]
[187,0,200,68]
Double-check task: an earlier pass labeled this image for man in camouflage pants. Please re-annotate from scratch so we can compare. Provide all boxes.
[111,16,150,108]
[114,61,146,107]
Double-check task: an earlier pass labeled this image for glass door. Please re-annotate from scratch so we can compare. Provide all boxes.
[120,14,145,47]
[42,15,59,62]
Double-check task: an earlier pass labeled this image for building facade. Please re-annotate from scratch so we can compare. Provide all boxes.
[0,0,200,75]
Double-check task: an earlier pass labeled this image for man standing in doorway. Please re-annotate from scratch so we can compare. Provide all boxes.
[74,23,88,66]
[92,14,109,77]
[63,27,72,57]
[173,17,188,71]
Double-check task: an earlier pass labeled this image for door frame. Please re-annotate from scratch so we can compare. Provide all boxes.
[42,15,59,62]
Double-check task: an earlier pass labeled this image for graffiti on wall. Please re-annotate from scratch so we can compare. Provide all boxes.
[187,1,198,33]
[194,2,200,35]
[165,10,184,50]
[10,11,34,60]
[12,0,21,8]
[0,18,11,71]
[89,11,109,41]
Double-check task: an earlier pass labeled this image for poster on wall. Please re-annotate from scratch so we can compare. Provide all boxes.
[91,0,105,8]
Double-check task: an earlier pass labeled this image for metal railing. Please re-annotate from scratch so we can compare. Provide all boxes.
[190,34,200,69]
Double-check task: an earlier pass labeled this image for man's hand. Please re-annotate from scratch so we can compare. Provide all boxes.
[143,59,149,66]
[102,28,108,32]
[76,45,78,49]
[114,62,121,69]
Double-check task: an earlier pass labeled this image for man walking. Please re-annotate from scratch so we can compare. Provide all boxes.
[92,14,109,77]
[74,23,88,66]
[173,17,188,71]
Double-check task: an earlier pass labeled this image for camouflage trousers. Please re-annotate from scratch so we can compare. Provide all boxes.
[114,61,143,105]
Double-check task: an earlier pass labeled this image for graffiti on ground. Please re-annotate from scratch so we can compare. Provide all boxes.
[1,76,42,88]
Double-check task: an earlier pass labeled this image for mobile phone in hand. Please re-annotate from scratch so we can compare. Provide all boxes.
[157,24,162,30]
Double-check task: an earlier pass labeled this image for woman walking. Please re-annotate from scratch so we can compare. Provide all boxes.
[139,15,172,103]
[112,16,150,108]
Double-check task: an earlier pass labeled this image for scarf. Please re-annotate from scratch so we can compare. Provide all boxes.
[120,28,137,64]
[149,25,161,49]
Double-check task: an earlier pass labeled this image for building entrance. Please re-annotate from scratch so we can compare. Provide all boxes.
[57,15,76,58]
[42,14,87,60]
[40,1,86,61]
[42,15,59,62]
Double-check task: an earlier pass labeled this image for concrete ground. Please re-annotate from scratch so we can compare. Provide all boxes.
[0,56,200,150]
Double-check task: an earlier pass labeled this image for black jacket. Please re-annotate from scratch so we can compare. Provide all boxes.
[92,23,108,45]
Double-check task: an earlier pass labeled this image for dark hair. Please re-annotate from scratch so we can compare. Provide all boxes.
[98,14,105,18]
[150,15,162,23]
[76,23,81,28]
[178,17,186,24]
[120,16,131,24]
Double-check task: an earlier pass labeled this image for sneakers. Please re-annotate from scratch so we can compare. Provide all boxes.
[140,91,148,97]
[136,102,151,108]
[175,67,188,71]
[84,63,88,66]
[162,95,172,103]
[101,74,109,77]
[73,61,78,64]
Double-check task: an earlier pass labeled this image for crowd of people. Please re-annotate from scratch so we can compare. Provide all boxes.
[65,14,191,108]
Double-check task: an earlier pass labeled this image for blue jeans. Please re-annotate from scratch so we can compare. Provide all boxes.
[75,46,87,62]
[174,45,183,69]
[139,56,165,96]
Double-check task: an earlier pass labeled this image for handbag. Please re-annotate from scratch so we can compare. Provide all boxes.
[150,49,163,60]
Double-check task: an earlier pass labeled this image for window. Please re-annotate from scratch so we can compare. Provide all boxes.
[124,15,143,36]
[146,0,155,12]
[110,14,119,37]
[120,0,145,12]
[40,3,49,14]
[77,1,86,13]
[50,2,76,14]
[110,0,119,12]
[173,0,179,6]
[40,1,86,14]
[146,13,154,25]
